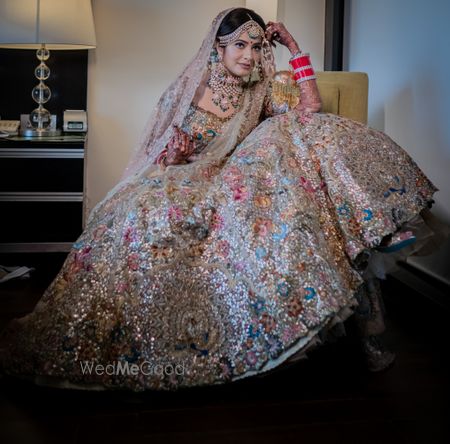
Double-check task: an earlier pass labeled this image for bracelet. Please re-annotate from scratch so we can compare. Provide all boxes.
[155,149,168,168]
[289,51,303,61]
[289,52,316,84]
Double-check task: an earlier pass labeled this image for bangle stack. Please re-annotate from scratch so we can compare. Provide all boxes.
[289,52,316,84]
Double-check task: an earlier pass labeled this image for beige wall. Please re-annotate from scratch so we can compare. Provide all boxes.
[344,0,450,284]
[276,0,325,71]
[86,0,325,212]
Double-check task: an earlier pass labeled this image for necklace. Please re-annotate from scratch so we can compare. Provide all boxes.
[207,61,244,113]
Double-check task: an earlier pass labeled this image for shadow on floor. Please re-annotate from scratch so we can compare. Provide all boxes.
[0,253,449,443]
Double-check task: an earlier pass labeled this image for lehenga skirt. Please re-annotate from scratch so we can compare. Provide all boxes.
[0,111,438,391]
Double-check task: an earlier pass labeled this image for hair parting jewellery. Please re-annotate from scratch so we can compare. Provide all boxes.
[217,18,265,46]
[223,15,274,80]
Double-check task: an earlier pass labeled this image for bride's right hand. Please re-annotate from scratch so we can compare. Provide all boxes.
[165,127,196,165]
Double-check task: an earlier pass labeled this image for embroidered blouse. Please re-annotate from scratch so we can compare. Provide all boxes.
[154,74,321,167]
[154,103,233,166]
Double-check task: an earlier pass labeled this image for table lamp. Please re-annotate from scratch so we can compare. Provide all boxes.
[0,0,96,136]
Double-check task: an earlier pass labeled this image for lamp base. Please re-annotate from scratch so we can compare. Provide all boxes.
[20,128,62,137]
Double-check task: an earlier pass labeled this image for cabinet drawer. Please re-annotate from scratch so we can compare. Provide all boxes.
[0,201,83,242]
[0,155,84,192]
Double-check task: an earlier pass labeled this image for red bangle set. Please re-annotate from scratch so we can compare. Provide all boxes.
[289,53,316,83]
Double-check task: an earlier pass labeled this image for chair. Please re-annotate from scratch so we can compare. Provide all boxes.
[316,71,368,124]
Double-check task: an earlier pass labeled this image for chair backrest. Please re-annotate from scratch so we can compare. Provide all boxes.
[316,71,368,124]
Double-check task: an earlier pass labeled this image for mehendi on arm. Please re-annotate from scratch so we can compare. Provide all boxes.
[153,127,196,168]
[264,22,321,115]
[154,148,168,167]
[294,77,321,114]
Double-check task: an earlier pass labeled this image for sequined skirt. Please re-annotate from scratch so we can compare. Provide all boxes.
[0,112,437,391]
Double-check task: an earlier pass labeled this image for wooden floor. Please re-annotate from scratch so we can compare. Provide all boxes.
[0,253,448,443]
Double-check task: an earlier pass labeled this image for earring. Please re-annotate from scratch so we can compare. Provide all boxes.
[208,48,224,80]
[257,62,263,79]
[210,47,220,64]
[250,62,263,82]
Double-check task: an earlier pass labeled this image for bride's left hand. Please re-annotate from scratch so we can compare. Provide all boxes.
[265,21,300,54]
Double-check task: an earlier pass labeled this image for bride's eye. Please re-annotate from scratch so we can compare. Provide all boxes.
[235,42,245,48]
[253,45,262,52]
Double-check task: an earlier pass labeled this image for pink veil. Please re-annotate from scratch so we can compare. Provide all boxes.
[88,8,274,223]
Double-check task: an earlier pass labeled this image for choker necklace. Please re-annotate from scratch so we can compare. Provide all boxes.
[207,60,244,113]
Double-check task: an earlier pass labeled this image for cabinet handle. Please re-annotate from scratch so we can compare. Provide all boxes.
[0,148,84,158]
[0,192,83,202]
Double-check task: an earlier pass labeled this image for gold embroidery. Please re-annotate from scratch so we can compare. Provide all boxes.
[271,71,300,109]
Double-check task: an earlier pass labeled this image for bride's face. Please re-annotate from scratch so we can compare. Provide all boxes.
[218,31,262,77]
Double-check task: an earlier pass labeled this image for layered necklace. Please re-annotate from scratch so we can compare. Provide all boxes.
[207,61,244,113]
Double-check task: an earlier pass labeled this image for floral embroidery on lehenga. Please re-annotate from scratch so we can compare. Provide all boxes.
[0,104,436,391]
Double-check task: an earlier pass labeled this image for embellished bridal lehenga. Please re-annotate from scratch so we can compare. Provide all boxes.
[0,9,440,391]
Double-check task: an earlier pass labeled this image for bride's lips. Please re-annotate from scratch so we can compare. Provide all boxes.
[239,63,251,69]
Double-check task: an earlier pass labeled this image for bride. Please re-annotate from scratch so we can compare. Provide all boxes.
[0,8,438,391]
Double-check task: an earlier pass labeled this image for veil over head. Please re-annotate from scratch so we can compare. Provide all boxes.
[122,7,275,179]
[88,8,275,223]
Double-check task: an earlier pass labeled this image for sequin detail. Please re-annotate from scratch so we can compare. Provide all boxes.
[0,111,437,391]
[181,104,233,155]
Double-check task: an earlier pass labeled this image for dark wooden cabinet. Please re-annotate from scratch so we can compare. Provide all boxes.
[0,135,86,252]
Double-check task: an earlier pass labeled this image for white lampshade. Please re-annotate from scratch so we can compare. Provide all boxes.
[0,0,96,49]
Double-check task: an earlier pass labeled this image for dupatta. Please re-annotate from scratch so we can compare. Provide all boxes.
[88,8,275,223]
